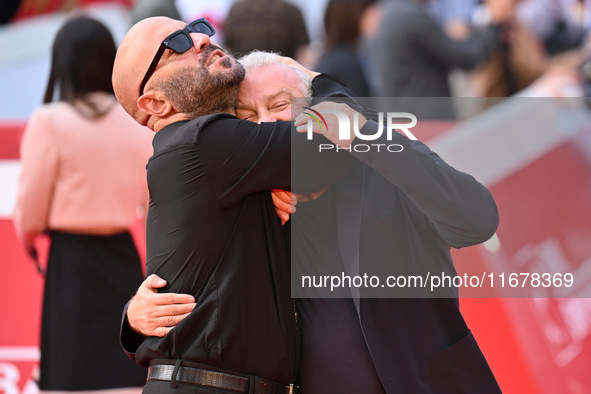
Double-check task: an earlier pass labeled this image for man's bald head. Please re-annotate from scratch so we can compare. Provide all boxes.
[113,17,245,130]
[113,17,185,125]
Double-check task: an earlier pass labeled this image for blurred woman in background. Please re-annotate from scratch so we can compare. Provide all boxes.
[14,15,152,393]
[315,0,377,97]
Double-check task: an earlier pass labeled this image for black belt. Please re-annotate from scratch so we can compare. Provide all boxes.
[147,362,296,394]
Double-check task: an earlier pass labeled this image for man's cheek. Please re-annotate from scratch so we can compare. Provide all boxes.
[277,108,292,122]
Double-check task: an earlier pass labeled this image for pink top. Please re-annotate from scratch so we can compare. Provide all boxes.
[14,94,154,243]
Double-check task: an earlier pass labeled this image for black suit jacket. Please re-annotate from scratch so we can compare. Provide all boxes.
[292,74,500,391]
[328,126,501,393]
[285,75,501,392]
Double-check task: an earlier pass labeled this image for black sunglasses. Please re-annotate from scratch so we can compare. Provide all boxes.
[139,18,216,96]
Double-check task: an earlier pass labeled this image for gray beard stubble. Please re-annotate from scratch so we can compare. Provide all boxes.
[158,51,245,118]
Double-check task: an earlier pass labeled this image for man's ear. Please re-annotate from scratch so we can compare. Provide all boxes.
[137,91,174,119]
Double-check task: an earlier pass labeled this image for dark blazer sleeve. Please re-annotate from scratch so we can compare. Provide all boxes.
[311,73,357,99]
[352,121,499,248]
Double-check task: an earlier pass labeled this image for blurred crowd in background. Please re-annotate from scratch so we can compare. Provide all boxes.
[2,0,591,107]
[2,2,591,393]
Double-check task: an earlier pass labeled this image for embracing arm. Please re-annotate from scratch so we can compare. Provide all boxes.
[200,112,356,205]
[295,105,498,248]
[352,122,498,247]
[120,274,195,359]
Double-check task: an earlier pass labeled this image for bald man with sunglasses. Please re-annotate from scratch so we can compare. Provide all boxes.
[112,17,361,394]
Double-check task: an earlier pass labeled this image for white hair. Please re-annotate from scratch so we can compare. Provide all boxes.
[238,50,312,99]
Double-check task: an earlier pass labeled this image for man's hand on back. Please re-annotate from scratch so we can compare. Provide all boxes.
[276,56,320,80]
[271,189,299,225]
[127,274,196,337]
[294,101,367,148]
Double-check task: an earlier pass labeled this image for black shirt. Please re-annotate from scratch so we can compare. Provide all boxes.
[136,113,298,384]
[119,74,366,385]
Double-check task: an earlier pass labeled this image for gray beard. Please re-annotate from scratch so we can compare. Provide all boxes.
[158,57,245,118]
